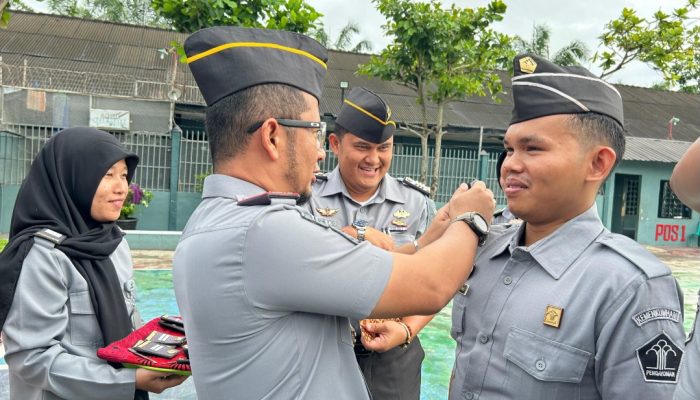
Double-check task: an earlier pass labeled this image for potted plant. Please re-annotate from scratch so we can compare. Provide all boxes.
[117,183,153,230]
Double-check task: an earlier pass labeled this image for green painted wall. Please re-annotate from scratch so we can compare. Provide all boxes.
[0,184,21,232]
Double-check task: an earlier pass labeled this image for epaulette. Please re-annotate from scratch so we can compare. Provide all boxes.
[238,192,299,206]
[314,172,328,181]
[400,177,430,196]
[597,233,670,279]
[33,228,67,245]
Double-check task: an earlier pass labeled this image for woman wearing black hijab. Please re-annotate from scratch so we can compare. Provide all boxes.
[0,127,187,399]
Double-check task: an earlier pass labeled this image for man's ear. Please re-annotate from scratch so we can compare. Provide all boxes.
[586,145,616,184]
[328,133,341,155]
[259,118,282,161]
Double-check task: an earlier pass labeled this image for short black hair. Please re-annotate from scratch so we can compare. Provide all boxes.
[332,123,349,140]
[205,84,307,168]
[568,113,626,170]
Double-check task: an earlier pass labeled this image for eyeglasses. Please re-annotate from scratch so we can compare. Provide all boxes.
[247,118,327,149]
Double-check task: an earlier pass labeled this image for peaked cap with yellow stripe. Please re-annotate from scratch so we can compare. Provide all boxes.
[336,87,396,144]
[185,26,328,106]
[510,53,624,128]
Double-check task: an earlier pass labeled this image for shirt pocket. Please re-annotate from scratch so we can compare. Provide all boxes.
[68,290,102,347]
[502,326,591,399]
[338,317,354,347]
[450,293,467,340]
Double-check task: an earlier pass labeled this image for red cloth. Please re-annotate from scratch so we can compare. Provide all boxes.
[97,316,191,375]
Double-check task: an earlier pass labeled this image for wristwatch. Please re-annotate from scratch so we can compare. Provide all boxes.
[453,211,489,246]
[352,219,369,241]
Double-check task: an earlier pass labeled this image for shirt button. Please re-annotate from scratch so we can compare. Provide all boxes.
[503,276,512,285]
[465,392,474,400]
[479,334,489,344]
[535,359,546,371]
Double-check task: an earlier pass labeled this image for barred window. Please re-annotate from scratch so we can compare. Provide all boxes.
[658,180,691,219]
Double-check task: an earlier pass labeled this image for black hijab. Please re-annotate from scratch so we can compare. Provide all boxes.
[0,127,147,398]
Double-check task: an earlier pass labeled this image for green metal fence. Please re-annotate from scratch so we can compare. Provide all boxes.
[0,125,505,205]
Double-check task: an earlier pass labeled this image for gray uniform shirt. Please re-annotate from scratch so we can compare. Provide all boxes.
[173,175,394,400]
[309,168,436,246]
[675,293,700,400]
[450,205,686,400]
[3,238,140,400]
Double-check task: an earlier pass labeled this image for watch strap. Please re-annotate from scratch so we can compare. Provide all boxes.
[356,226,366,241]
[453,211,488,246]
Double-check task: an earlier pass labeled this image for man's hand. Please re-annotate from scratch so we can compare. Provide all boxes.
[447,181,495,221]
[359,319,408,353]
[342,225,394,250]
[135,369,188,394]
[419,204,452,247]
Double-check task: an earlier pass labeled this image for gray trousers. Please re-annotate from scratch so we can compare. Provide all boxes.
[356,336,424,400]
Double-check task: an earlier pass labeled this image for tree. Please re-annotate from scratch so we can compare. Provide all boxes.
[38,0,168,28]
[151,0,321,34]
[2,0,33,28]
[359,0,512,197]
[595,0,700,90]
[314,21,372,53]
[513,23,589,66]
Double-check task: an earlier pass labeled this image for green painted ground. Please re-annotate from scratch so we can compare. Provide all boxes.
[132,266,700,400]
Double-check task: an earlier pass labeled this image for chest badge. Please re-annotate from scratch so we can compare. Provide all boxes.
[391,219,407,227]
[316,207,339,217]
[393,209,410,219]
[543,305,564,328]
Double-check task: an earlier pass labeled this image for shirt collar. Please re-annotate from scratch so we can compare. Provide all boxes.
[492,205,605,279]
[201,174,264,200]
[317,167,406,205]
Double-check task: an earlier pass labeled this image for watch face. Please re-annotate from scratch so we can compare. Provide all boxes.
[473,214,489,233]
[353,219,369,228]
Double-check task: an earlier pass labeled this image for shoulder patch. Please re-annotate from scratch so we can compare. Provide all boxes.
[400,177,430,196]
[596,233,671,279]
[636,332,683,383]
[314,172,328,181]
[633,308,682,327]
[33,228,67,245]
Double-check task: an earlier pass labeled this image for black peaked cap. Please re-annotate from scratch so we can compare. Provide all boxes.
[335,87,396,144]
[510,54,624,127]
[185,26,328,106]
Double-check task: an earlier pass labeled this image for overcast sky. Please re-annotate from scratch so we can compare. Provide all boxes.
[308,0,694,87]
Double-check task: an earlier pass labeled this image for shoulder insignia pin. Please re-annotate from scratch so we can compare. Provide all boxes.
[316,207,339,217]
[393,209,410,219]
[519,56,537,74]
[543,305,563,328]
[33,228,67,245]
[401,177,430,196]
[493,208,505,217]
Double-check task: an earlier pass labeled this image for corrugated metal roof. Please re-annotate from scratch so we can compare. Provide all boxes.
[3,11,700,145]
[623,137,692,162]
